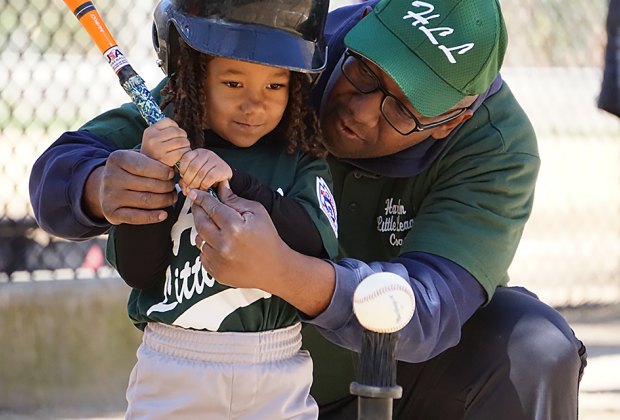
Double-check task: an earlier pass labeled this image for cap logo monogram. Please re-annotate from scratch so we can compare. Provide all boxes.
[402,1,474,64]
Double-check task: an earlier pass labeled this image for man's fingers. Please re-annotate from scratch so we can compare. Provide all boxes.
[216,184,263,216]
[189,188,244,227]
[108,150,174,180]
[137,175,177,195]
[191,195,227,258]
[215,183,235,202]
[103,154,177,197]
[95,149,179,226]
[101,190,175,225]
[102,189,177,210]
[189,188,231,217]
[107,207,169,225]
[100,166,177,208]
[195,235,206,253]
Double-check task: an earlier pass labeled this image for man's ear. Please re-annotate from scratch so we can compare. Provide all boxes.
[431,110,474,139]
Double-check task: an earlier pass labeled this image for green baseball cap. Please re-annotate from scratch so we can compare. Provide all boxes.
[345,0,507,117]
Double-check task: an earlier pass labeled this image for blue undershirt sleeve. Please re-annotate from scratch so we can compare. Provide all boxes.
[303,251,486,363]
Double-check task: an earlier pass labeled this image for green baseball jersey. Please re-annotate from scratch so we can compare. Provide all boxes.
[124,142,337,332]
[304,82,540,406]
[83,86,339,333]
[330,83,539,298]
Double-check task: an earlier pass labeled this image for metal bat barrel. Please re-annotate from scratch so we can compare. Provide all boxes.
[64,0,117,53]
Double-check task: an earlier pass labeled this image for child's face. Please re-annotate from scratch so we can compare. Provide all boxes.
[204,57,290,147]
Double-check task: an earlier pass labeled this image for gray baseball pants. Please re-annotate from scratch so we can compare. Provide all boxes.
[126,322,318,420]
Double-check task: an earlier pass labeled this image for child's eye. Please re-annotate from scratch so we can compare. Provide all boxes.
[268,83,286,90]
[224,81,241,88]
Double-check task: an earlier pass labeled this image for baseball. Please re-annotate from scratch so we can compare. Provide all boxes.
[353,272,416,333]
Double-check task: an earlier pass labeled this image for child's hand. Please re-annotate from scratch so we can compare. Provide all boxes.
[177,149,232,194]
[140,118,191,167]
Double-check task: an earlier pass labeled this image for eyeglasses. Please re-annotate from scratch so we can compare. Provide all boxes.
[340,49,467,136]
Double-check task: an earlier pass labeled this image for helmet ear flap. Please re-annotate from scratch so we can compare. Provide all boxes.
[152,21,165,73]
[152,17,181,76]
[166,26,181,77]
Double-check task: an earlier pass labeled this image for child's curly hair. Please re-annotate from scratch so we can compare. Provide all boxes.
[161,41,326,157]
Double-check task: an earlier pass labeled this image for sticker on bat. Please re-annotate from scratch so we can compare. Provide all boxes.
[104,46,130,74]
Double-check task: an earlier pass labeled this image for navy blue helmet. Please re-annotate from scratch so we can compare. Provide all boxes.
[152,0,329,75]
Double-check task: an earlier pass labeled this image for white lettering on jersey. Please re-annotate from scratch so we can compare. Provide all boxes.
[147,257,212,315]
[170,197,197,256]
[316,177,338,238]
[173,288,271,330]
[147,196,270,330]
[402,1,475,64]
[376,198,415,248]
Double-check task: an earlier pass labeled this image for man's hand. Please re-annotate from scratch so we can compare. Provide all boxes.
[189,186,336,317]
[83,149,177,225]
[189,185,286,288]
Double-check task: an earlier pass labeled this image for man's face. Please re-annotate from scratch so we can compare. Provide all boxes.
[319,54,456,159]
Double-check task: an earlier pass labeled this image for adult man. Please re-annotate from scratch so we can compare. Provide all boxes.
[30,0,586,418]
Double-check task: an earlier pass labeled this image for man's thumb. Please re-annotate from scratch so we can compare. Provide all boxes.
[216,183,259,214]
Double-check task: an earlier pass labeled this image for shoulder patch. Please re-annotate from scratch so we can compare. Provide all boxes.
[316,176,338,238]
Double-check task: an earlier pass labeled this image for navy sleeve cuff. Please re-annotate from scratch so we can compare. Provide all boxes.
[300,259,362,330]
[69,157,111,233]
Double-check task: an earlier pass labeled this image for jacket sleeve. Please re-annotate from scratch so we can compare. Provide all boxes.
[29,80,166,240]
[303,252,486,363]
[107,212,173,290]
[29,131,116,240]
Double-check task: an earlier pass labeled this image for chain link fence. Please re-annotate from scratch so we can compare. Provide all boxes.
[1,0,619,306]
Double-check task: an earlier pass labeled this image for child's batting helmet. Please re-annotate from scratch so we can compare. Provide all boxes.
[152,0,329,75]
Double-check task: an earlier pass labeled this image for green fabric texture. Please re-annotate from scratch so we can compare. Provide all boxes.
[330,83,539,301]
[345,0,507,116]
[308,82,539,406]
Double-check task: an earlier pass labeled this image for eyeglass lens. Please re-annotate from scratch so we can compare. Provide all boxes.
[342,50,466,135]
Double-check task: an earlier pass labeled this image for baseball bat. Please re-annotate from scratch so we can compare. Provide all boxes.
[63,0,164,125]
[63,0,215,183]
[351,331,402,419]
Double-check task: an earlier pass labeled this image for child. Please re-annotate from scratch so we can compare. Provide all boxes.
[104,0,338,418]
